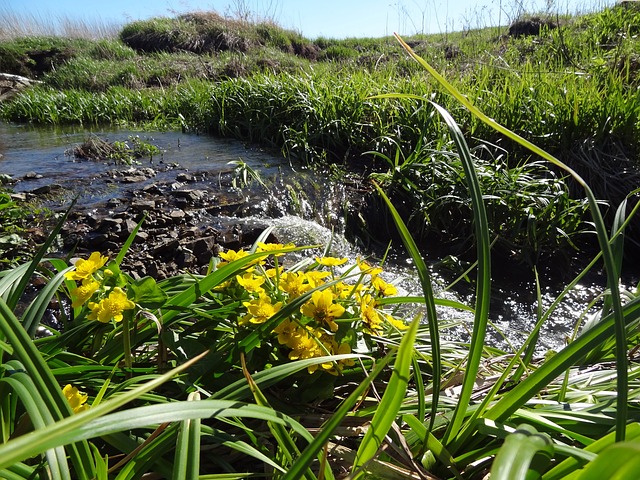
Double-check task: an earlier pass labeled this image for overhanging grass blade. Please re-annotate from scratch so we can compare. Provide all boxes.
[395,33,628,442]
[0,295,95,478]
[429,102,492,447]
[0,350,209,468]
[282,352,394,480]
[372,182,440,432]
[352,316,420,478]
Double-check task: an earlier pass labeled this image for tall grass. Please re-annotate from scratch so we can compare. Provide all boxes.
[0,7,120,40]
[1,30,640,478]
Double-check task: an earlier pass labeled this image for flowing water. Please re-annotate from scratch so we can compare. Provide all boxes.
[0,123,620,353]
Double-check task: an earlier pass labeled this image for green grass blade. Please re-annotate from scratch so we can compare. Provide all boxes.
[394,33,628,442]
[173,392,201,480]
[489,424,553,480]
[0,295,95,478]
[372,182,441,431]
[5,200,74,311]
[485,296,640,422]
[212,354,366,401]
[114,214,145,266]
[543,423,640,480]
[352,316,420,478]
[0,350,208,469]
[241,355,318,480]
[574,441,640,480]
[282,352,394,480]
[429,102,492,446]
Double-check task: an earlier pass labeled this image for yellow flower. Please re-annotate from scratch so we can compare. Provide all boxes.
[240,295,282,325]
[301,289,344,332]
[372,276,398,297]
[69,277,100,308]
[256,242,294,257]
[357,257,383,277]
[386,314,409,331]
[288,328,323,362]
[305,270,331,287]
[280,272,312,298]
[235,272,265,293]
[65,252,108,281]
[87,287,135,323]
[316,256,348,267]
[62,384,89,413]
[273,318,301,346]
[360,295,384,333]
[218,248,249,266]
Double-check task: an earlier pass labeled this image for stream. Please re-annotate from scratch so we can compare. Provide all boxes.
[0,123,621,354]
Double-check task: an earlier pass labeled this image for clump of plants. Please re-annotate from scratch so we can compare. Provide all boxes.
[65,134,162,164]
[119,12,316,58]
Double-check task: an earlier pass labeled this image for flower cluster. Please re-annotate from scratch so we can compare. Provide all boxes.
[66,252,135,323]
[217,243,406,375]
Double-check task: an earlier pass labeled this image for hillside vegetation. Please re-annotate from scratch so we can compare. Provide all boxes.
[1,5,640,264]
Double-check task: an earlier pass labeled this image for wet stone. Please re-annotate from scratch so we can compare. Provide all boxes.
[176,172,195,182]
[23,171,43,180]
[121,175,148,184]
[169,209,186,223]
[143,183,163,195]
[131,199,156,213]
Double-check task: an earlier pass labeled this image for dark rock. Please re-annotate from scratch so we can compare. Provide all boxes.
[121,175,148,184]
[131,199,156,213]
[508,17,557,37]
[176,172,195,182]
[169,209,186,223]
[143,183,163,195]
[31,184,63,195]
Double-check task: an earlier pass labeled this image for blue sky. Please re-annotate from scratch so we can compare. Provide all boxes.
[1,0,616,38]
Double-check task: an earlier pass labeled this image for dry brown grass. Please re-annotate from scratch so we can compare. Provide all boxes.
[0,7,121,40]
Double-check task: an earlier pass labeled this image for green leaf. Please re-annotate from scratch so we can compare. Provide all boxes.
[490,424,553,480]
[576,441,640,480]
[129,276,168,309]
[352,316,420,477]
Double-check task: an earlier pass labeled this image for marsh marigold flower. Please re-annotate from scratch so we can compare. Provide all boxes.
[280,272,312,298]
[301,289,344,332]
[235,272,265,293]
[65,252,108,281]
[88,287,135,323]
[360,295,384,333]
[217,248,249,266]
[240,295,282,326]
[256,242,294,257]
[316,256,348,267]
[372,276,398,297]
[70,277,100,308]
[357,257,383,277]
[63,384,89,413]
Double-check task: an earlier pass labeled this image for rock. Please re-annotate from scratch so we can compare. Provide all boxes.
[121,175,148,183]
[23,171,43,180]
[169,209,186,223]
[131,199,156,213]
[31,184,63,195]
[10,193,27,202]
[176,172,196,182]
[143,183,163,195]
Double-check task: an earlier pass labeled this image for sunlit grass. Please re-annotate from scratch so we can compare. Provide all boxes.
[0,7,121,40]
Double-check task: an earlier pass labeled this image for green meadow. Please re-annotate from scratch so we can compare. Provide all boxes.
[1,4,640,478]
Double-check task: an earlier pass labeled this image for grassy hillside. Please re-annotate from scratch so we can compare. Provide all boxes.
[1,6,640,264]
